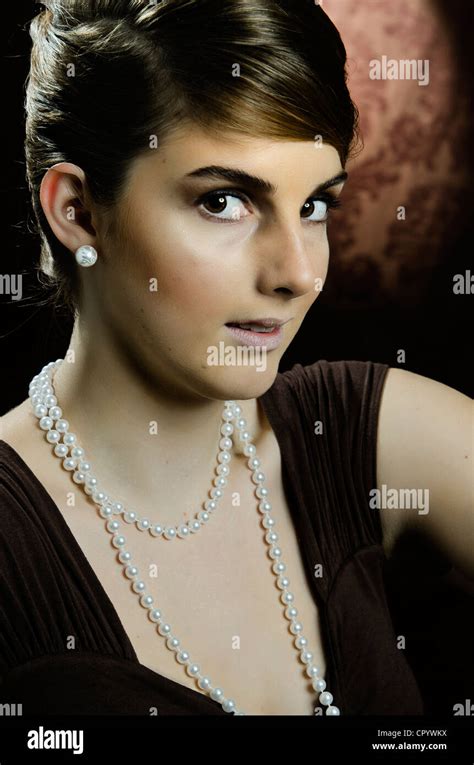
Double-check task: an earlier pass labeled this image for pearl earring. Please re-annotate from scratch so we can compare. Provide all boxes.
[75,245,98,268]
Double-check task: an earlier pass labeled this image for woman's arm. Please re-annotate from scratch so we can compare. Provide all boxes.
[376,368,473,578]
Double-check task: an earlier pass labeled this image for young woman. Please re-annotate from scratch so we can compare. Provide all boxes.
[0,0,471,717]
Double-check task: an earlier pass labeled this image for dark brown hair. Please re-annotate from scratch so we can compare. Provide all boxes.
[25,0,361,316]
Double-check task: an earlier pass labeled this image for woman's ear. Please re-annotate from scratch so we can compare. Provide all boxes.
[39,162,98,254]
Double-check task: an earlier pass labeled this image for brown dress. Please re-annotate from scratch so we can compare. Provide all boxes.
[0,360,424,715]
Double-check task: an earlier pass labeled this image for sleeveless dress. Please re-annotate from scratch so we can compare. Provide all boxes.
[0,359,424,715]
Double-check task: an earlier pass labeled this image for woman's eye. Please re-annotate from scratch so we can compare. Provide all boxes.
[301,199,330,223]
[199,192,250,222]
[196,190,341,225]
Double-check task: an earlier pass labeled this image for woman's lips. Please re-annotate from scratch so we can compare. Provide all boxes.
[224,323,283,349]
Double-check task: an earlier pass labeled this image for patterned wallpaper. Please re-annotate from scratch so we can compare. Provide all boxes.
[321,0,472,307]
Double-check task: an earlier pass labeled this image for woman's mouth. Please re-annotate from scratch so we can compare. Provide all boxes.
[224,322,284,349]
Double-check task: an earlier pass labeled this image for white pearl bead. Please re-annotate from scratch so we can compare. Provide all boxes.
[259,501,272,513]
[197,512,210,524]
[166,637,180,650]
[75,245,97,267]
[295,636,308,649]
[198,676,211,690]
[188,520,201,533]
[79,460,91,473]
[281,591,294,605]
[313,677,326,692]
[210,688,223,701]
[34,404,48,418]
[132,579,146,592]
[149,524,164,537]
[118,551,131,563]
[273,562,286,575]
[62,457,77,471]
[44,395,57,407]
[252,471,265,484]
[107,520,120,533]
[163,527,177,540]
[54,444,69,458]
[124,512,137,523]
[149,609,162,622]
[320,691,333,706]
[55,419,69,433]
[99,505,113,518]
[262,511,275,527]
[300,651,313,664]
[46,430,61,443]
[137,519,150,531]
[306,665,320,678]
[289,620,303,634]
[222,699,236,713]
[112,535,126,548]
[39,416,53,430]
[327,705,340,716]
[125,566,139,579]
[63,433,77,445]
[186,663,200,676]
[70,446,84,459]
[157,622,171,635]
[177,525,190,538]
[285,606,297,619]
[140,595,153,608]
[269,545,282,559]
[176,651,189,664]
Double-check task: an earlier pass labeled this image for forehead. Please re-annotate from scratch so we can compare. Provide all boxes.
[131,123,343,185]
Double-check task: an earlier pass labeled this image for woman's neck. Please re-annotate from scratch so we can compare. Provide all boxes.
[51,323,269,524]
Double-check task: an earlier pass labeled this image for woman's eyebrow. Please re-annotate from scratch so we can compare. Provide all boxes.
[183,165,348,196]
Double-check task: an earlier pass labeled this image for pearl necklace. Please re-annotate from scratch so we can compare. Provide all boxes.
[28,359,341,716]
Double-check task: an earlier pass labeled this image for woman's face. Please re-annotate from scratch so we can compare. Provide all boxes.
[81,124,346,402]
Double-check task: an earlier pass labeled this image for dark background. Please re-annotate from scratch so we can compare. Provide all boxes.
[1,1,472,717]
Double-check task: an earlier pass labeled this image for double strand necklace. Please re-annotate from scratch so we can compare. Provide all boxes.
[28,359,341,716]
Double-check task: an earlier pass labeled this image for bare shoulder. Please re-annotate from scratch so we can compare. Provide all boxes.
[375,367,473,576]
